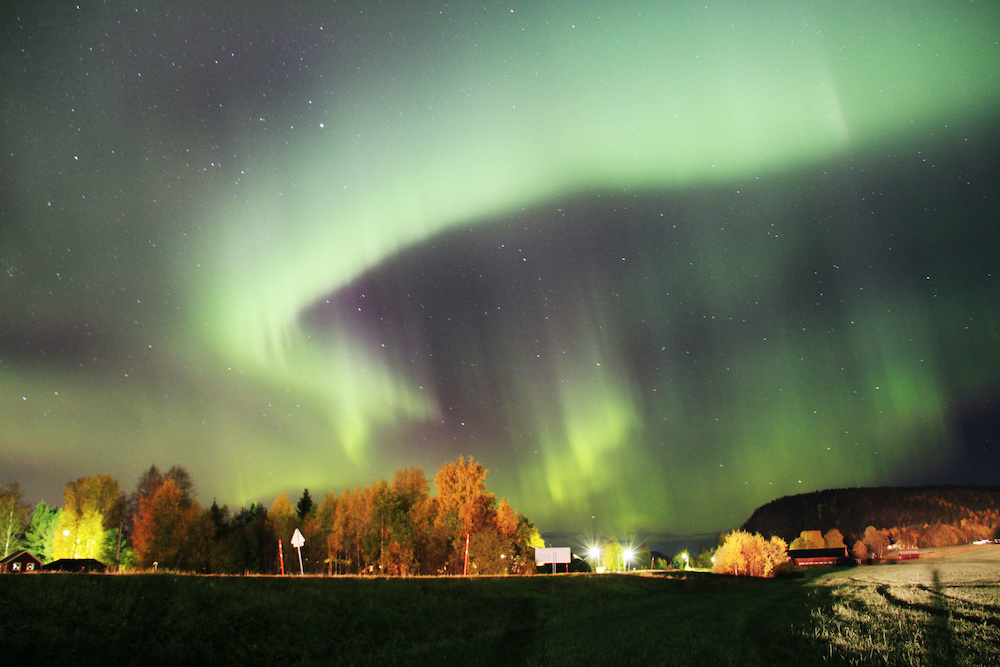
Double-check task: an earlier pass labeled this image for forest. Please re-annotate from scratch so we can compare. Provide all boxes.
[0,456,543,575]
[741,485,1000,549]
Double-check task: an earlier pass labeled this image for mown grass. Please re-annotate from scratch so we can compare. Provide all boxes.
[809,545,1000,666]
[0,571,827,666]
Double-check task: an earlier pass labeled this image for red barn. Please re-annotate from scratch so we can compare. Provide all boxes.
[788,547,849,567]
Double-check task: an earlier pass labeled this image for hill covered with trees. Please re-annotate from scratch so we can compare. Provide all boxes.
[742,485,1000,549]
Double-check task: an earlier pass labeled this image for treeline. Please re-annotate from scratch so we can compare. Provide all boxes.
[0,456,543,575]
[742,485,1000,549]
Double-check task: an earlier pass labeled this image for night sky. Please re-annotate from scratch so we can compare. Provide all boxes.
[2,1,999,542]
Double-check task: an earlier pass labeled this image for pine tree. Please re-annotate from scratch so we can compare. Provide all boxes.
[24,500,60,563]
[296,488,314,520]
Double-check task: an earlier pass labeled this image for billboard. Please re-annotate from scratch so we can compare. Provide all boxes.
[534,547,572,565]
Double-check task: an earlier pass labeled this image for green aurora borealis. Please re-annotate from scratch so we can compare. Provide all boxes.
[2,1,999,540]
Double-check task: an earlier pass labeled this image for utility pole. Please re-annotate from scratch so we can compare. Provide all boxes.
[462,533,470,575]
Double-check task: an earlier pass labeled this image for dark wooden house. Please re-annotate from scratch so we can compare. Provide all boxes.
[42,558,108,573]
[0,549,43,573]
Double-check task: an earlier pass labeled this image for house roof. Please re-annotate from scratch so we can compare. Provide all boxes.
[42,558,108,572]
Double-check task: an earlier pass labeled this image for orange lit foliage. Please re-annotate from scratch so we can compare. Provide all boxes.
[433,456,499,573]
[317,458,539,576]
[823,528,846,549]
[712,530,789,577]
[789,530,825,550]
[270,492,298,543]
[862,525,891,559]
[434,456,495,537]
[887,513,997,549]
[382,466,434,576]
[495,498,519,537]
[132,478,205,569]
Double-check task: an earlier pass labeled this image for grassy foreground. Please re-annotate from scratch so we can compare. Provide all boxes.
[2,547,999,666]
[1,570,824,666]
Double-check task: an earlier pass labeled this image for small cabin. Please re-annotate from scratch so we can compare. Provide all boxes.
[788,547,849,567]
[0,549,43,573]
[897,549,920,561]
[42,558,108,573]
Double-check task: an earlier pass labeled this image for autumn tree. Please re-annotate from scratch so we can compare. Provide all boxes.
[712,530,789,577]
[383,466,435,575]
[488,498,543,575]
[52,474,123,561]
[328,487,361,574]
[270,489,326,572]
[789,530,825,550]
[824,528,846,549]
[0,482,31,559]
[467,528,514,574]
[298,510,326,573]
[132,477,206,570]
[270,492,299,544]
[713,531,752,576]
[762,535,790,576]
[126,464,195,546]
[130,465,194,517]
[852,540,868,561]
[315,491,340,574]
[433,456,497,572]
[862,525,891,559]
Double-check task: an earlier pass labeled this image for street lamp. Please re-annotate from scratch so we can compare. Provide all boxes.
[587,545,604,573]
[623,547,635,571]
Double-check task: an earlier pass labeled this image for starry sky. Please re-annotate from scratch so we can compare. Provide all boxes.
[2,1,999,542]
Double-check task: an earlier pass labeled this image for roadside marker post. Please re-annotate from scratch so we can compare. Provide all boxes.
[291,528,306,575]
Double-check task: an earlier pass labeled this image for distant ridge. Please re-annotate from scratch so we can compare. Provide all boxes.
[741,485,1000,545]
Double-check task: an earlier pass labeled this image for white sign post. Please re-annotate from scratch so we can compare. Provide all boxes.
[290,528,306,575]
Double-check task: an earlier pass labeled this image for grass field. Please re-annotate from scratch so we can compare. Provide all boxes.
[809,544,1000,665]
[1,545,998,666]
